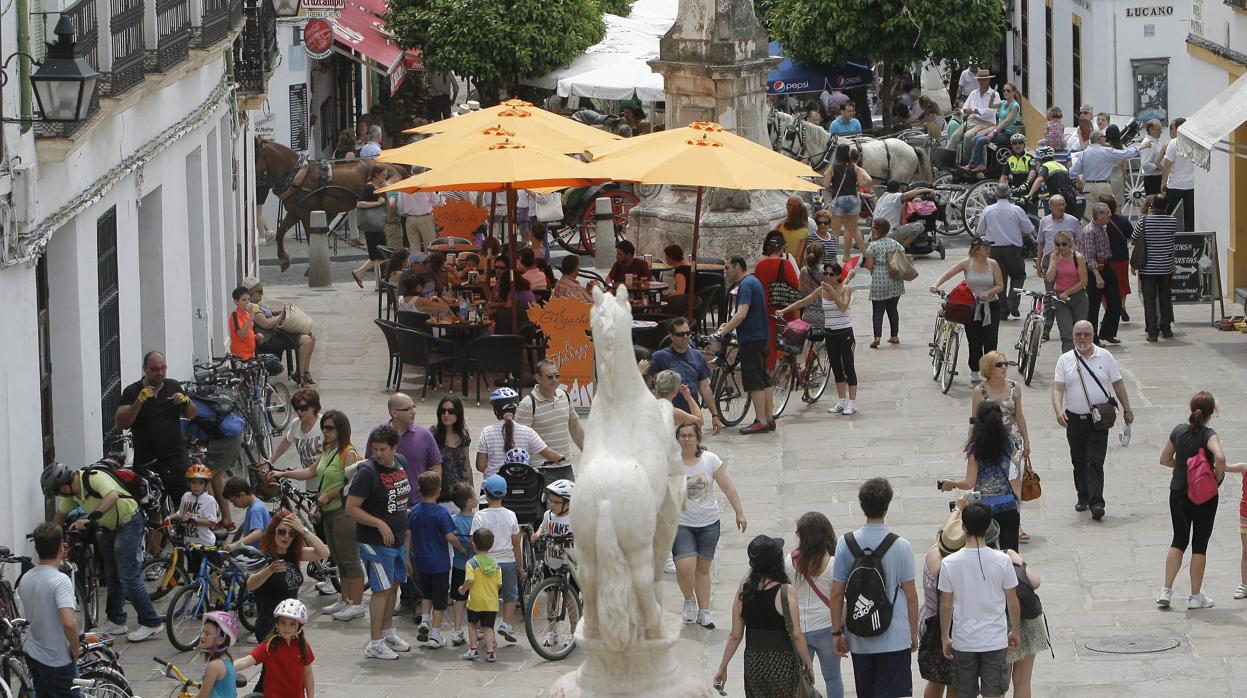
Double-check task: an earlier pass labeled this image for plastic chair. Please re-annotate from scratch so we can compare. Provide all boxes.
[372,319,402,391]
[465,334,526,405]
[396,310,430,332]
[632,324,667,352]
[693,282,724,330]
[516,322,546,374]
[393,326,461,400]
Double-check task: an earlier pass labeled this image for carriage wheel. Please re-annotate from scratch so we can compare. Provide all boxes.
[1121,157,1147,221]
[575,189,639,256]
[960,179,997,236]
[938,186,969,236]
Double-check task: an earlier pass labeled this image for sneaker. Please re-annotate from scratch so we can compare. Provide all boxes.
[496,622,517,643]
[384,633,412,652]
[96,621,128,636]
[681,599,697,624]
[462,648,479,661]
[315,581,336,595]
[1188,594,1215,609]
[452,630,466,646]
[332,603,366,621]
[427,632,446,649]
[1157,587,1172,608]
[126,623,164,643]
[366,641,399,660]
[417,622,430,642]
[827,401,845,414]
[1090,505,1105,521]
[486,651,497,663]
[1235,585,1247,600]
[1161,330,1175,339]
[1074,502,1089,512]
[323,599,348,615]
[841,402,857,416]
[543,631,560,647]
[697,610,715,629]
[664,555,676,574]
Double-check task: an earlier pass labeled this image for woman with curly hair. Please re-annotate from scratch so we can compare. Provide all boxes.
[246,510,329,640]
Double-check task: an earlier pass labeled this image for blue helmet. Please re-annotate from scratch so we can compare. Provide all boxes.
[504,448,531,466]
[490,387,521,419]
[483,474,508,497]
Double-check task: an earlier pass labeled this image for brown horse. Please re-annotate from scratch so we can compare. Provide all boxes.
[255,137,405,271]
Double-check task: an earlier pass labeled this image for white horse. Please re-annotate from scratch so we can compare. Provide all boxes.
[768,108,933,183]
[571,285,684,651]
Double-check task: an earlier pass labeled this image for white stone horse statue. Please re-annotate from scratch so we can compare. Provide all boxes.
[768,108,933,184]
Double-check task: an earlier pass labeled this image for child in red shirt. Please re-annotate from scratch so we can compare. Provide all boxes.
[234,599,315,697]
[229,286,257,360]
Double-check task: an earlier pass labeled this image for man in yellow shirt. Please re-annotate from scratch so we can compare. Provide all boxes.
[42,464,164,641]
[458,529,502,662]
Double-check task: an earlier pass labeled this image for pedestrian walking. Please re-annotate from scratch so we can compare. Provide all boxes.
[1100,195,1134,323]
[931,238,1005,378]
[1157,391,1229,610]
[1045,231,1090,352]
[780,260,858,415]
[515,360,584,484]
[972,350,1033,542]
[476,388,562,477]
[18,523,79,696]
[941,400,1022,551]
[975,184,1033,318]
[862,219,905,348]
[784,512,844,698]
[823,144,873,261]
[1006,548,1049,698]
[713,535,815,697]
[232,599,317,698]
[1160,118,1196,232]
[432,395,473,509]
[408,471,467,648]
[1079,203,1122,344]
[269,388,323,496]
[830,478,919,698]
[649,317,723,433]
[674,423,748,630]
[1035,195,1082,340]
[471,473,524,645]
[919,502,969,698]
[1051,320,1135,520]
[655,370,704,427]
[1131,194,1178,342]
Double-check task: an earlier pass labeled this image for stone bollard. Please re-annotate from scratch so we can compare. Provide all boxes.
[592,197,616,274]
[307,210,330,288]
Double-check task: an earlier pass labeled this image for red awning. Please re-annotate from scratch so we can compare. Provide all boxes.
[330,0,411,93]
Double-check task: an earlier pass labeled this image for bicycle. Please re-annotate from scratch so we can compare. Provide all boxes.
[694,333,749,427]
[0,547,31,621]
[929,290,963,394]
[62,525,103,632]
[0,618,32,698]
[1014,289,1063,386]
[271,477,340,593]
[140,518,197,601]
[523,533,581,661]
[193,355,292,464]
[164,540,265,651]
[517,524,543,612]
[769,319,832,418]
[76,631,134,696]
[151,657,255,698]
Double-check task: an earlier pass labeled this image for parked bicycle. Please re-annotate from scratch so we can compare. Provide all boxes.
[164,537,265,651]
[929,290,964,394]
[191,355,291,469]
[1014,289,1064,386]
[523,533,581,661]
[0,617,32,698]
[693,333,749,427]
[769,318,832,417]
[61,524,103,632]
[76,631,134,696]
[0,547,31,622]
[140,518,197,602]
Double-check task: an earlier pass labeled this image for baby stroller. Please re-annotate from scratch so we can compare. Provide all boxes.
[899,190,946,259]
[498,448,546,528]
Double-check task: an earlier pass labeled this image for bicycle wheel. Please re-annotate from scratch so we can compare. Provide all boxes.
[142,554,188,601]
[518,535,538,610]
[940,328,960,394]
[770,357,795,418]
[263,381,291,432]
[1023,320,1041,386]
[306,559,341,594]
[2,655,33,698]
[0,581,19,621]
[233,585,258,632]
[524,575,582,661]
[805,343,833,402]
[930,323,945,382]
[165,582,207,652]
[76,557,100,631]
[78,668,134,697]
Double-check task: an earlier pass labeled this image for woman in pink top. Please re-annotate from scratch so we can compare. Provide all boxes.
[1044,231,1088,352]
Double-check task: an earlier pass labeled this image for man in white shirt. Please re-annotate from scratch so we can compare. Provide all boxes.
[1140,119,1164,194]
[873,180,936,247]
[1051,321,1134,520]
[515,360,583,484]
[399,191,439,251]
[956,65,979,101]
[359,125,383,159]
[949,70,998,155]
[1161,118,1196,232]
[939,503,1020,698]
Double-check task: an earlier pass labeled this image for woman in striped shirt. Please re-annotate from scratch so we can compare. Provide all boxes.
[1131,194,1178,342]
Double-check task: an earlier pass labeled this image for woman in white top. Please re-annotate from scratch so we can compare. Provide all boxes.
[475,388,562,478]
[783,511,842,698]
[268,387,324,492]
[779,261,859,415]
[673,423,747,630]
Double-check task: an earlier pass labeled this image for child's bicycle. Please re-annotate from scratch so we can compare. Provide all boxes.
[164,541,266,651]
[929,289,965,394]
[151,657,256,698]
[523,533,580,661]
[140,518,198,601]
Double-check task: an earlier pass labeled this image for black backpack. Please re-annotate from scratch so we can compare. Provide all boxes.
[1014,563,1043,620]
[843,531,900,637]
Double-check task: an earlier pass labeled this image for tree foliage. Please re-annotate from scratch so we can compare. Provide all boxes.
[386,0,607,97]
[598,0,634,16]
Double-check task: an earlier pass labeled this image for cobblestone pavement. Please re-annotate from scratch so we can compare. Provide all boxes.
[115,236,1247,697]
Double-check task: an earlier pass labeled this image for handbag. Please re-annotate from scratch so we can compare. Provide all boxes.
[1074,352,1118,430]
[888,248,919,281]
[779,584,823,698]
[280,304,314,334]
[533,192,564,223]
[1021,454,1042,501]
[1129,224,1147,271]
[766,263,801,309]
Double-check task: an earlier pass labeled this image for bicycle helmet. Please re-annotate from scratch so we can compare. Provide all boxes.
[545,479,574,500]
[40,463,74,495]
[490,387,521,418]
[203,611,240,649]
[503,448,531,467]
[483,474,508,497]
[1009,133,1027,145]
[185,463,213,480]
[273,598,308,625]
[1035,145,1055,160]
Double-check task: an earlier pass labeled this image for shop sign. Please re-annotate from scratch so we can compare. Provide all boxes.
[303,19,334,59]
[526,297,595,407]
[304,0,343,16]
[1125,6,1174,16]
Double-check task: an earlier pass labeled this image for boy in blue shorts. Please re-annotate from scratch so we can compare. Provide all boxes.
[407,471,466,649]
[470,474,522,642]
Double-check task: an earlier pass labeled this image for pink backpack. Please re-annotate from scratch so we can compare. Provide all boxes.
[1187,446,1218,505]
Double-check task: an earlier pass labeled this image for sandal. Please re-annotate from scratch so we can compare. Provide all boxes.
[1019,530,1030,543]
[351,270,364,288]
[301,373,317,386]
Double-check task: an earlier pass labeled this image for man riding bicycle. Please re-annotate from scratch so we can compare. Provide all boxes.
[998,133,1036,194]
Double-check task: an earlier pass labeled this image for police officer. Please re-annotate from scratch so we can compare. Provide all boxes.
[1027,146,1080,218]
[998,133,1035,193]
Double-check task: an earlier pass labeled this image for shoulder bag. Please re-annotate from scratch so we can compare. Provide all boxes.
[887,245,919,281]
[279,304,314,334]
[1074,352,1118,430]
[779,584,823,698]
[1021,454,1042,501]
[765,262,801,309]
[1128,219,1148,271]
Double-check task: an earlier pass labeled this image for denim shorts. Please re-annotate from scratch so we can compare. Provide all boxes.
[832,195,861,215]
[671,521,721,561]
[498,562,519,602]
[359,543,407,592]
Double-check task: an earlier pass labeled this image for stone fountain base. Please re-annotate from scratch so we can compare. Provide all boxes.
[630,185,788,262]
[544,634,721,697]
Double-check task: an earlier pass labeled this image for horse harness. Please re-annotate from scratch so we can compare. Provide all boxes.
[271,148,377,206]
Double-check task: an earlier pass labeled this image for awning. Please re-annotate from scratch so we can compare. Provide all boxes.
[1176,72,1247,169]
[330,0,416,94]
[767,41,874,95]
[557,58,664,102]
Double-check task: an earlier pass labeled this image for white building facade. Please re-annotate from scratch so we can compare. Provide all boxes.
[0,0,278,544]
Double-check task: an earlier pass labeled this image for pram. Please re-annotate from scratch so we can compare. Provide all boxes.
[861,186,947,260]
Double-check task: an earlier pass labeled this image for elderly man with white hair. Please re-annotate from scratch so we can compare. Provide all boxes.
[1051,320,1134,521]
[359,125,383,159]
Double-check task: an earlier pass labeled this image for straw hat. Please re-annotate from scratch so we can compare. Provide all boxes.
[938,519,966,555]
[975,69,994,80]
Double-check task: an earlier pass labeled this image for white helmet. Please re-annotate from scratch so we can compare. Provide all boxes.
[545,479,574,500]
[273,598,308,625]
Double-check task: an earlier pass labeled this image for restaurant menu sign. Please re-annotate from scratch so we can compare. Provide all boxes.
[527,297,595,407]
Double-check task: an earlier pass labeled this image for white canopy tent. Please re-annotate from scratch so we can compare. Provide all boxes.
[1176,72,1247,169]
[557,58,664,102]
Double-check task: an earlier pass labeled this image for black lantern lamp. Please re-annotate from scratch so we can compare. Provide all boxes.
[0,14,99,124]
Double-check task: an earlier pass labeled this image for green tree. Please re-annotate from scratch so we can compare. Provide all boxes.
[386,0,607,105]
[762,0,1006,125]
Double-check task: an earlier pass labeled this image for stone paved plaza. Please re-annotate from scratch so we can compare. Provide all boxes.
[116,238,1247,697]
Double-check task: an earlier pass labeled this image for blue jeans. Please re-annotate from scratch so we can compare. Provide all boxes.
[968,131,1009,167]
[26,656,78,697]
[804,627,845,698]
[102,513,161,627]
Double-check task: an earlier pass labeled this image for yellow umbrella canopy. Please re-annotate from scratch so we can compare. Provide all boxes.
[404,100,621,151]
[403,98,534,134]
[380,122,599,167]
[377,139,609,193]
[586,121,820,180]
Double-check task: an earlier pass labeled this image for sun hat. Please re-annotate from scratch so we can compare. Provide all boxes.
[746,535,785,568]
[938,518,967,555]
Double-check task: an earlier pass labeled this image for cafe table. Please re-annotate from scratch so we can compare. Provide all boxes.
[426,315,492,394]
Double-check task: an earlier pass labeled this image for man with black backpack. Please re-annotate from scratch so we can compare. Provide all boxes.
[830,477,919,698]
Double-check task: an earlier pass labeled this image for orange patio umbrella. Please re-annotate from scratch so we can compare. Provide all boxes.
[381,123,598,167]
[586,121,819,179]
[403,99,621,152]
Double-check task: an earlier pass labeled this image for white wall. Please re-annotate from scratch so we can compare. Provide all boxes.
[0,265,46,547]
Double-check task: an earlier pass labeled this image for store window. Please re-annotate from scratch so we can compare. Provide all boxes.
[1132,58,1169,122]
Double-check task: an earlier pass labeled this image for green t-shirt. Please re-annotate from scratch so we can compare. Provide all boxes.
[314,447,352,513]
[58,470,139,530]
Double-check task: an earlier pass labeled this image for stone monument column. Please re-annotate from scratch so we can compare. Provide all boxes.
[630,0,786,261]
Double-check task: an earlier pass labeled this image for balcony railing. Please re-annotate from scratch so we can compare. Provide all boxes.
[197,0,230,46]
[233,0,276,93]
[104,0,146,96]
[147,0,191,72]
[36,0,101,138]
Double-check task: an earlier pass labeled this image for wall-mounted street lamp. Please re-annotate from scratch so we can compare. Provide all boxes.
[1,15,100,124]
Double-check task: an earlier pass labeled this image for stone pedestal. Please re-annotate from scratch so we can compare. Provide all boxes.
[630,0,786,260]
[544,634,720,698]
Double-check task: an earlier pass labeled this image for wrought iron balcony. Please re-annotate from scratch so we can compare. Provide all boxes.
[105,0,146,96]
[36,0,101,138]
[147,0,191,72]
[197,0,230,46]
[233,0,277,94]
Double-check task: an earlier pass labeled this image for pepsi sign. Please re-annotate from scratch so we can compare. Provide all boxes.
[773,80,812,93]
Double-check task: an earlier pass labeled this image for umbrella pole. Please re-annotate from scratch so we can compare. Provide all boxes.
[508,185,519,332]
[687,186,703,324]
[490,191,499,241]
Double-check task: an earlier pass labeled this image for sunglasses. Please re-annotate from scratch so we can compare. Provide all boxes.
[276,529,296,537]
[994,361,1009,368]
[438,408,457,415]
[671,331,692,337]
[1055,241,1070,247]
[815,220,831,226]
[320,424,336,431]
[394,406,416,412]
[292,403,310,412]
